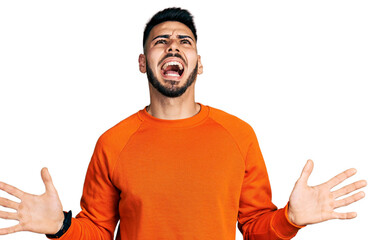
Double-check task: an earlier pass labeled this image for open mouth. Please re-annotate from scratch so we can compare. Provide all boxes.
[160,60,184,79]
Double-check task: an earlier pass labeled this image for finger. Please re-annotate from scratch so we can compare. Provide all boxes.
[0,181,24,199]
[331,211,357,220]
[334,191,366,209]
[297,159,314,185]
[0,210,18,220]
[325,168,357,189]
[0,197,19,210]
[41,167,57,193]
[332,180,367,199]
[0,224,23,235]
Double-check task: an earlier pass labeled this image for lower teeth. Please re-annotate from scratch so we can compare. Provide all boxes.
[166,73,179,77]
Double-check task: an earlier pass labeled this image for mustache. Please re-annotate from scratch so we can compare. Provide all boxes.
[158,53,187,66]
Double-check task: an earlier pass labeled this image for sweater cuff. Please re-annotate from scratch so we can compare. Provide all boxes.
[271,203,305,238]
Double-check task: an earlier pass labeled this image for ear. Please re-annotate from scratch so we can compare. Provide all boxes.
[197,55,203,75]
[139,54,146,73]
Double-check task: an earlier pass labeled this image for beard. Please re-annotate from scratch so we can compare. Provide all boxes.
[146,59,198,98]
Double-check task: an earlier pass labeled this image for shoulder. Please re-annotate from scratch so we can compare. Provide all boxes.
[86,111,143,175]
[208,105,256,137]
[207,105,259,154]
[96,111,143,151]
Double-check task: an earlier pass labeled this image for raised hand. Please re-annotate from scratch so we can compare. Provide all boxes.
[0,168,64,235]
[288,159,367,226]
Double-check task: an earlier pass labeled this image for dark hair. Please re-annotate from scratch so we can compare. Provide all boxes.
[143,7,197,48]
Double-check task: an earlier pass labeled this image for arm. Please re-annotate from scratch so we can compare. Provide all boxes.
[55,136,120,240]
[237,128,367,239]
[0,136,120,240]
[237,129,303,240]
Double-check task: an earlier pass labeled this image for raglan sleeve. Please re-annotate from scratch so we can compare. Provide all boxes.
[237,127,304,240]
[48,135,120,240]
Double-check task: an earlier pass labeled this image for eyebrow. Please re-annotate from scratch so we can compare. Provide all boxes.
[151,34,194,42]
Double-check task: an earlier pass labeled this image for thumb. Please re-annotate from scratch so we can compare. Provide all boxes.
[41,167,57,194]
[297,159,314,185]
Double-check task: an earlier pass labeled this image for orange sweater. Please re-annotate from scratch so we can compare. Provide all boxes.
[54,102,303,240]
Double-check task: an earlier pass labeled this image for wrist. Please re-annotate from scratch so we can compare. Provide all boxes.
[52,212,65,234]
[287,203,295,223]
[286,202,306,227]
[46,211,72,239]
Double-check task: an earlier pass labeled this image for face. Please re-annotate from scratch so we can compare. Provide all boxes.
[139,21,203,98]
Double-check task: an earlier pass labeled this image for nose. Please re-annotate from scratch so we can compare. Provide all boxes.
[166,39,180,53]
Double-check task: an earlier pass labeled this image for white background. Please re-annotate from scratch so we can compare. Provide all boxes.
[0,1,375,239]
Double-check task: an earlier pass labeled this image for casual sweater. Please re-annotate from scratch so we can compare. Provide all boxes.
[52,102,303,240]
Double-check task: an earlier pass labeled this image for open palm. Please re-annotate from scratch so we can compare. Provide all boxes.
[288,160,367,226]
[0,168,64,235]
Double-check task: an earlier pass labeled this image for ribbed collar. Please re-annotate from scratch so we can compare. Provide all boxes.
[137,102,209,128]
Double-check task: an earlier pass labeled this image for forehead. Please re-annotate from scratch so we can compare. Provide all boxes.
[148,21,195,40]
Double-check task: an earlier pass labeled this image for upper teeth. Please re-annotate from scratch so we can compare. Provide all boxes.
[162,61,183,70]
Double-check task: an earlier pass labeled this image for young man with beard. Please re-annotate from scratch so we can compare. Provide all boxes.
[0,7,367,240]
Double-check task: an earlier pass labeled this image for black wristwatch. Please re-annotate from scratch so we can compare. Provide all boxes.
[46,210,72,239]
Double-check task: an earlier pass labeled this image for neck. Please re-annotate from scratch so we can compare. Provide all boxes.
[147,83,200,120]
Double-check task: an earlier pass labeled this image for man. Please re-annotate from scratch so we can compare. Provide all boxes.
[0,7,367,240]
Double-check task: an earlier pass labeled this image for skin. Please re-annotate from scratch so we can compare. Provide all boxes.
[288,159,367,225]
[0,20,368,236]
[0,168,64,235]
[138,21,203,120]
